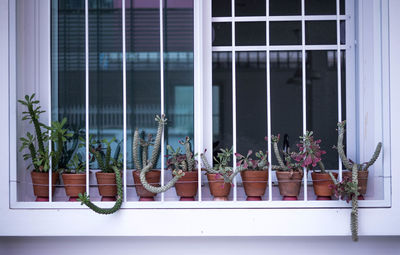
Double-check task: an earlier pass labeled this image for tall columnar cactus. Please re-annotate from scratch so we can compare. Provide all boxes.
[78,166,123,215]
[135,115,185,193]
[332,120,382,242]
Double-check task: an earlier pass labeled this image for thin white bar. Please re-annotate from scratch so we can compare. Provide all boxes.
[266,0,272,202]
[122,0,127,202]
[212,45,349,52]
[46,0,52,203]
[159,0,165,202]
[85,0,90,196]
[212,15,348,22]
[301,0,307,201]
[336,0,343,181]
[10,199,390,209]
[231,0,237,202]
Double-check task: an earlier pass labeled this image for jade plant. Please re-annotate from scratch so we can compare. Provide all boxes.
[135,115,185,193]
[19,94,72,172]
[329,120,382,242]
[78,137,123,215]
[166,136,197,173]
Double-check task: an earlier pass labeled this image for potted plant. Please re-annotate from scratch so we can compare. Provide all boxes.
[271,135,304,201]
[61,152,87,201]
[329,120,382,242]
[235,150,268,201]
[200,147,235,201]
[18,94,71,201]
[89,137,123,201]
[133,115,184,201]
[292,131,337,200]
[166,137,198,201]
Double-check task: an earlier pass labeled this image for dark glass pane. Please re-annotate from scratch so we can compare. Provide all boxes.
[213,22,232,46]
[306,21,336,45]
[270,21,301,45]
[164,0,194,153]
[269,0,301,16]
[236,51,267,155]
[212,52,232,152]
[341,51,346,122]
[340,20,346,45]
[235,0,266,16]
[235,22,266,46]
[340,0,345,15]
[305,0,336,15]
[212,0,231,17]
[126,0,160,170]
[270,51,303,165]
[306,50,343,170]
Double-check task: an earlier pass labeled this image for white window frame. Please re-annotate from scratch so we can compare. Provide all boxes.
[0,0,397,236]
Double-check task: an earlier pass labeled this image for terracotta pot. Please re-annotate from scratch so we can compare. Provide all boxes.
[62,173,86,201]
[207,173,231,201]
[31,171,59,201]
[342,170,369,195]
[276,171,303,200]
[96,172,119,200]
[311,172,338,199]
[240,170,268,200]
[174,171,198,201]
[133,170,161,201]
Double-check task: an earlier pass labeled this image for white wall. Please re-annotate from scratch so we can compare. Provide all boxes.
[1,0,400,253]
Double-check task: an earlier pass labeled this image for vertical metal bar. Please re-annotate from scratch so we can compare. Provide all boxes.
[336,0,343,182]
[160,0,165,202]
[122,0,127,202]
[85,0,90,196]
[231,0,237,202]
[266,0,272,202]
[47,0,52,203]
[301,0,308,201]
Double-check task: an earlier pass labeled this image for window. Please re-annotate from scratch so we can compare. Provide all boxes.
[11,0,389,209]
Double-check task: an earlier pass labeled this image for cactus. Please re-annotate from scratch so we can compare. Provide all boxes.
[134,115,185,194]
[331,120,382,241]
[201,147,240,183]
[78,165,123,215]
[166,137,197,172]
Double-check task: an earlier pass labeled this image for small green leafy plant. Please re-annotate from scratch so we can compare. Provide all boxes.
[166,136,197,173]
[235,150,268,171]
[201,147,237,183]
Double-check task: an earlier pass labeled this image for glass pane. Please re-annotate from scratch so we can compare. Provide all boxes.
[270,21,301,45]
[306,50,345,170]
[340,0,345,15]
[270,51,303,164]
[235,22,266,46]
[212,0,231,17]
[269,0,301,16]
[305,0,336,15]
[235,0,266,17]
[212,52,232,153]
[340,20,346,45]
[212,22,232,46]
[306,21,336,45]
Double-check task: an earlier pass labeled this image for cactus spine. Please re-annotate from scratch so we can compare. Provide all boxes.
[336,121,382,242]
[135,115,184,193]
[78,166,123,215]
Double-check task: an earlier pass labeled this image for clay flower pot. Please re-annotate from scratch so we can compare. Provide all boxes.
[311,172,338,200]
[207,173,231,201]
[96,172,119,201]
[174,171,198,201]
[276,171,303,201]
[342,170,369,200]
[62,173,87,201]
[31,171,59,202]
[133,170,161,201]
[240,170,268,201]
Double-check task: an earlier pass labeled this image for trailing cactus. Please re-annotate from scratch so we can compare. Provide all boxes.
[78,165,123,215]
[330,120,382,242]
[135,115,185,194]
[201,147,241,183]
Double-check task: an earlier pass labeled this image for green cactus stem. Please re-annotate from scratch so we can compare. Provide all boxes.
[351,163,359,242]
[78,166,123,215]
[183,137,195,171]
[272,135,290,171]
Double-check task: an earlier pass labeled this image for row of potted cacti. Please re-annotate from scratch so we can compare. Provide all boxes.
[19,94,382,241]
